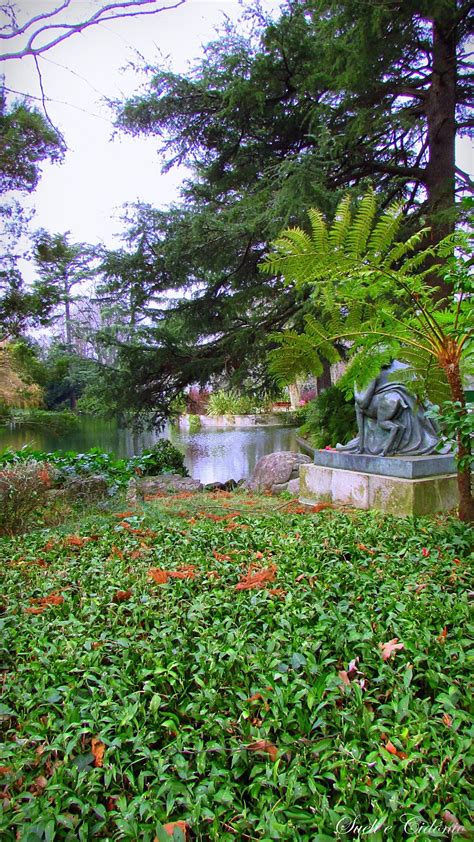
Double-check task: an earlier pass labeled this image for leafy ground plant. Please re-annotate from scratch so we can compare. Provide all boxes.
[0,496,472,840]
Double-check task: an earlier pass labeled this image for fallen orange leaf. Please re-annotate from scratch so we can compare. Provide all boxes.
[156,821,189,840]
[267,587,286,598]
[235,564,277,591]
[380,638,404,661]
[167,565,197,580]
[113,590,132,602]
[27,592,64,612]
[65,535,84,547]
[246,739,278,762]
[112,511,135,519]
[91,737,105,767]
[148,568,169,584]
[437,626,448,642]
[384,739,408,760]
[442,713,453,727]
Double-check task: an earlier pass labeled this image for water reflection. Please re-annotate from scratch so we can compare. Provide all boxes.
[0,417,299,483]
[173,426,299,484]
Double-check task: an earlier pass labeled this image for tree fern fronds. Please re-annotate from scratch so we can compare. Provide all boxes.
[303,314,341,364]
[398,250,440,277]
[307,208,329,258]
[260,227,326,285]
[328,195,352,250]
[382,229,431,268]
[267,330,323,383]
[366,200,404,259]
[346,189,376,257]
[337,346,396,394]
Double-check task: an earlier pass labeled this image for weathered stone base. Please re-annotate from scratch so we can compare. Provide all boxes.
[299,463,459,517]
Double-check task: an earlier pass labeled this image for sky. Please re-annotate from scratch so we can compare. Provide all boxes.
[2,0,270,251]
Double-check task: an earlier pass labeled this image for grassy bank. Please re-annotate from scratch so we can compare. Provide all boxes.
[0,494,472,840]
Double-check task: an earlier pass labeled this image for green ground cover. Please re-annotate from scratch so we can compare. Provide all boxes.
[0,495,472,841]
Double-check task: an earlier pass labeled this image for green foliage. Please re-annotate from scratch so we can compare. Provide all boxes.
[207,390,252,417]
[187,414,201,432]
[0,503,472,837]
[206,390,273,417]
[0,92,63,194]
[263,190,472,407]
[427,401,474,473]
[132,440,187,477]
[299,386,356,449]
[3,409,80,434]
[0,441,188,493]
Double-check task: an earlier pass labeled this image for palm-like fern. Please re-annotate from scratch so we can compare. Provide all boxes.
[261,189,474,520]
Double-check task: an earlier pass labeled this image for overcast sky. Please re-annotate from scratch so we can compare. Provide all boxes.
[3,0,270,250]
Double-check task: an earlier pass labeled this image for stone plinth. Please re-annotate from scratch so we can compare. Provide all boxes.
[299,452,459,517]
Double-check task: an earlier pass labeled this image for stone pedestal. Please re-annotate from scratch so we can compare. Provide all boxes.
[299,452,458,517]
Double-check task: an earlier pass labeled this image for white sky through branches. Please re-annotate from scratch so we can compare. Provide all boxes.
[2,0,267,252]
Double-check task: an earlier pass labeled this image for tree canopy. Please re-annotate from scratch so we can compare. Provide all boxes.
[103,0,473,420]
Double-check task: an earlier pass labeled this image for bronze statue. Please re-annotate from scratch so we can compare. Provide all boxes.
[337,362,446,457]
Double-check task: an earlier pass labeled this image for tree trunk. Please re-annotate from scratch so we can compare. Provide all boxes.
[445,362,473,522]
[425,8,457,300]
[317,358,332,394]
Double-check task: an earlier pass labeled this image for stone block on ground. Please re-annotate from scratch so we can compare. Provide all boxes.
[127,474,203,503]
[299,463,459,517]
[246,451,311,493]
[63,474,109,501]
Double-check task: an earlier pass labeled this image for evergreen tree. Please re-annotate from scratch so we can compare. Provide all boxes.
[104,0,472,417]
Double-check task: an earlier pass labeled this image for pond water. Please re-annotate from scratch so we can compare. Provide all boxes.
[0,416,300,484]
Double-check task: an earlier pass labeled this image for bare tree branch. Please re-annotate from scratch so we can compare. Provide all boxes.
[33,54,67,149]
[0,0,187,61]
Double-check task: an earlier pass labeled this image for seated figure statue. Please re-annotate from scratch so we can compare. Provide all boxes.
[337,361,446,457]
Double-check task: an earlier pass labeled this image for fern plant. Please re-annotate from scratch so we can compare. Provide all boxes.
[261,190,473,521]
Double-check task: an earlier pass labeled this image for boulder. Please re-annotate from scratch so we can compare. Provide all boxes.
[245,451,311,493]
[127,474,203,504]
[62,474,109,501]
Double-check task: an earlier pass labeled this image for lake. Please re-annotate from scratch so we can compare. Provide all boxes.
[0,416,300,484]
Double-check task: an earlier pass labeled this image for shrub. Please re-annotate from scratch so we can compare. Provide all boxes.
[207,389,266,417]
[0,459,52,535]
[131,440,188,477]
[186,387,210,414]
[299,385,356,448]
[187,414,201,432]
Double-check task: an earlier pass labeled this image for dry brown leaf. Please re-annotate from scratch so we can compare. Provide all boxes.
[267,587,286,598]
[235,564,277,591]
[167,565,197,580]
[91,737,105,767]
[156,821,189,839]
[380,638,404,661]
[113,590,132,602]
[246,739,278,762]
[148,568,169,584]
[384,739,408,760]
[65,535,84,547]
[442,811,467,836]
[437,626,448,642]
